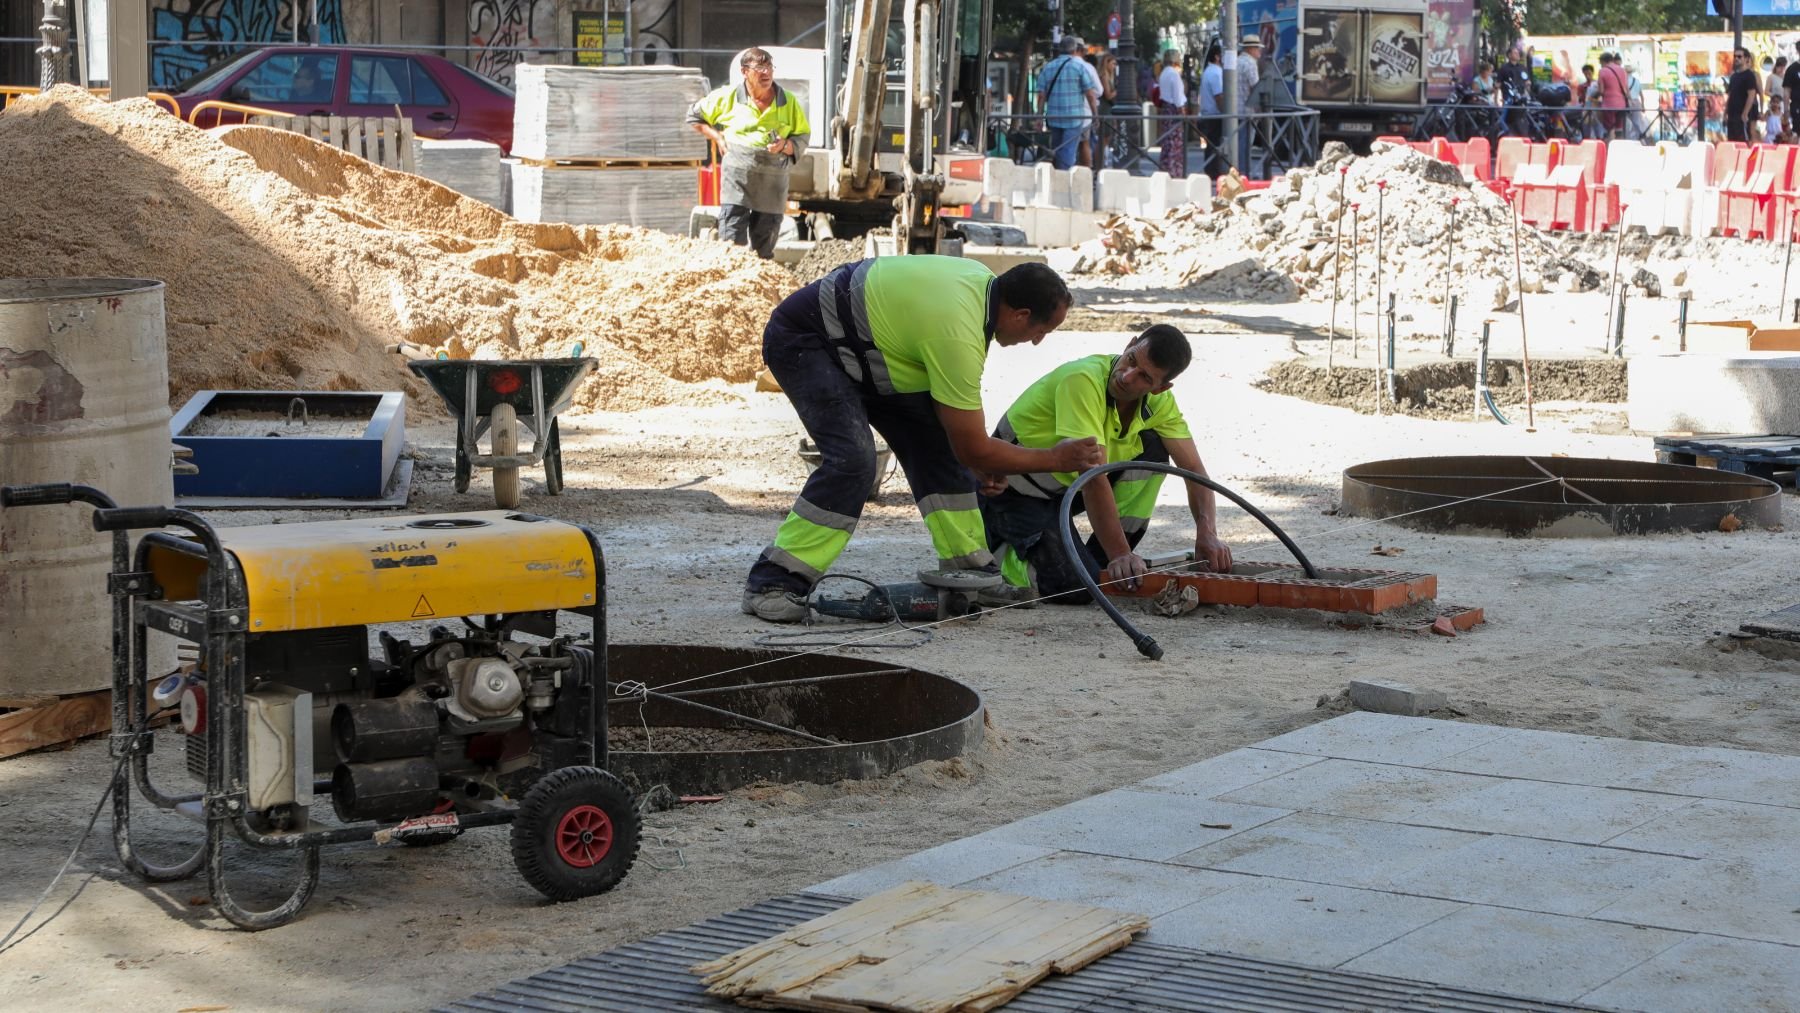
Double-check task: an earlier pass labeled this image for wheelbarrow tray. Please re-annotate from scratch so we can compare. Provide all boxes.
[408,357,596,420]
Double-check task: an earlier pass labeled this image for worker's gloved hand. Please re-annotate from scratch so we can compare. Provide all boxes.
[1195,532,1233,573]
[1103,552,1148,592]
[1050,436,1105,473]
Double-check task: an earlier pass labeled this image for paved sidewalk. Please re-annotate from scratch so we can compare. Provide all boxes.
[810,712,1800,1012]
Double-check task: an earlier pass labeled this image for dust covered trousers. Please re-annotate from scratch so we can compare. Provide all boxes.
[983,353,1192,600]
[686,82,810,257]
[746,257,999,597]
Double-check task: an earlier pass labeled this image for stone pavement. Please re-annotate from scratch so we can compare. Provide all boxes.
[810,713,1800,1012]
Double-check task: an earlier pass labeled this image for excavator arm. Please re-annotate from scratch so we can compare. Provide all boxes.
[828,0,958,253]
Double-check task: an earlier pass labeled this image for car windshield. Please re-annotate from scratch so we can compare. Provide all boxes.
[446,63,514,98]
[171,49,263,94]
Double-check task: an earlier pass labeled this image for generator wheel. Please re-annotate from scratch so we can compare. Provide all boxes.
[453,446,471,493]
[511,765,639,902]
[491,401,521,509]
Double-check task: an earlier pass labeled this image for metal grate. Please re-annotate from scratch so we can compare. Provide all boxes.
[437,893,1617,1013]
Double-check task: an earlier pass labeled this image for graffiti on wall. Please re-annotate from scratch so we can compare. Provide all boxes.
[150,0,343,88]
[469,0,556,86]
[632,0,676,64]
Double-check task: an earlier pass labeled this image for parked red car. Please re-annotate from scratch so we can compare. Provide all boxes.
[170,46,515,152]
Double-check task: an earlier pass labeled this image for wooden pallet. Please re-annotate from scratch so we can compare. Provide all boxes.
[516,155,703,170]
[248,113,418,172]
[1654,434,1800,487]
[0,690,111,760]
[694,881,1147,1013]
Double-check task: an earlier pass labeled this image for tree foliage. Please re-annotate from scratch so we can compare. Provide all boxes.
[992,0,1221,65]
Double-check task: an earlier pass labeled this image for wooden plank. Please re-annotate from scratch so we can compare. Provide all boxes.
[345,117,363,163]
[398,116,417,173]
[327,115,345,150]
[0,690,111,760]
[0,694,58,711]
[695,882,1148,1013]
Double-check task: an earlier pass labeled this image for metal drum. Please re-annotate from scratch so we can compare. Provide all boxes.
[0,278,174,695]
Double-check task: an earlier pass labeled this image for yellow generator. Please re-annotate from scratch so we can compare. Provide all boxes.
[0,482,639,930]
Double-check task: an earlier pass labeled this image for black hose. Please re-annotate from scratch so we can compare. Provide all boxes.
[1058,461,1320,661]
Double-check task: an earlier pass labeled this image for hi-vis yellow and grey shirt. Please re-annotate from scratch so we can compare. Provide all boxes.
[998,353,1191,498]
[817,255,998,409]
[686,82,811,213]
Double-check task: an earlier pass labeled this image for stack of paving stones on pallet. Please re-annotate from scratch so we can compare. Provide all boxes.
[507,65,709,233]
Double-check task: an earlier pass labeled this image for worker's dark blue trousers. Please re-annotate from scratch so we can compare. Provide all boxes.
[745,282,992,596]
[980,432,1169,604]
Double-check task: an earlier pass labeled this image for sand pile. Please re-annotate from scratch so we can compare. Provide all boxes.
[0,88,797,411]
[1079,142,1576,311]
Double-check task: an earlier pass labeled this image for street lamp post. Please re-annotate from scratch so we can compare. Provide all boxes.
[1112,0,1138,107]
[38,0,69,90]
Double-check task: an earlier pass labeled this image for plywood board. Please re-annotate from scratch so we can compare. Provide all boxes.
[694,881,1148,1013]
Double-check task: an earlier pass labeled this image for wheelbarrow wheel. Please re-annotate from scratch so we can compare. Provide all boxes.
[510,765,640,902]
[490,402,521,509]
[453,447,471,494]
[544,419,563,495]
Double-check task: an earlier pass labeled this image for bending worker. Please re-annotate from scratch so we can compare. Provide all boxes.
[980,325,1232,605]
[743,256,1105,623]
[686,47,810,259]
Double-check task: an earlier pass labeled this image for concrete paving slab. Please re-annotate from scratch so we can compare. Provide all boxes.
[805,836,1054,899]
[1611,746,1800,809]
[1169,811,1488,890]
[1342,906,1687,1002]
[1403,778,1697,844]
[1251,711,1513,766]
[1217,757,1500,822]
[979,788,1292,860]
[800,716,1800,1010]
[1429,727,1711,786]
[1398,833,1702,917]
[1135,746,1324,797]
[1588,857,1800,945]
[1582,934,1800,1013]
[1602,797,1800,862]
[1147,878,1466,967]
[962,852,1247,917]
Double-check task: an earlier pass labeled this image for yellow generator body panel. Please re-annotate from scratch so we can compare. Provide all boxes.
[147,512,597,632]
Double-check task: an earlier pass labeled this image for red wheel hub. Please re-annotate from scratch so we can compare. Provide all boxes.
[554,804,614,868]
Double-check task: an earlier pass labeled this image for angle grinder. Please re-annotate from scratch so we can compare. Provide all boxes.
[810,568,1003,623]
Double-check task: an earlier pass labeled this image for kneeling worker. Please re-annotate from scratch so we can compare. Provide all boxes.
[981,324,1232,604]
[743,256,1106,623]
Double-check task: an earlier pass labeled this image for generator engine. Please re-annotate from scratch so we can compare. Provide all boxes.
[182,621,599,828]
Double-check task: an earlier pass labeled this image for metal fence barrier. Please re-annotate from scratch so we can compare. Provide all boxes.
[988,106,1318,181]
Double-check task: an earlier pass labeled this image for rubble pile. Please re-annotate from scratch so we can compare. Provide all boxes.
[1081,142,1582,310]
[0,88,798,412]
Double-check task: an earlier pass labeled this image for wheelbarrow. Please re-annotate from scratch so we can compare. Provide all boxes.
[407,357,596,508]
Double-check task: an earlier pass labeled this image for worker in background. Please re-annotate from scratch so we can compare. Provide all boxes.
[978,325,1232,606]
[685,47,810,260]
[1235,35,1263,171]
[742,257,1105,623]
[1037,34,1101,171]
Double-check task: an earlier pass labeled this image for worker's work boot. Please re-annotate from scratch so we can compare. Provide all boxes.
[741,588,810,623]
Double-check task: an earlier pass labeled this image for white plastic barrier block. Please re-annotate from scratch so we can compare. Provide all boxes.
[1068,211,1102,245]
[1097,169,1131,212]
[1144,172,1174,218]
[1184,174,1214,205]
[1629,353,1800,432]
[1069,166,1094,212]
[1032,206,1072,247]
